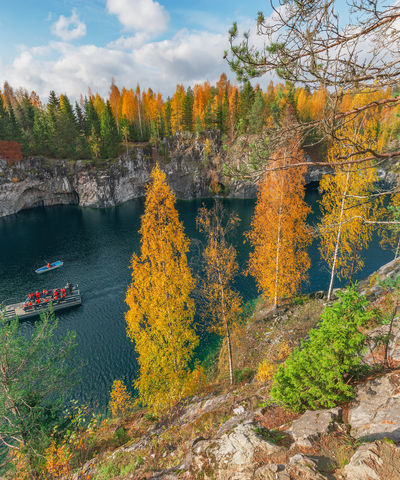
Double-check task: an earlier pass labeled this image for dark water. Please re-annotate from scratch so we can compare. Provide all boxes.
[0,190,393,409]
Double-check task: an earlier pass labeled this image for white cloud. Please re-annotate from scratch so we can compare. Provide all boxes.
[1,28,232,101]
[51,9,86,42]
[107,32,150,50]
[106,0,169,35]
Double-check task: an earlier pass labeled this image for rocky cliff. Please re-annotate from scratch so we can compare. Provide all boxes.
[0,134,343,218]
[1,133,397,219]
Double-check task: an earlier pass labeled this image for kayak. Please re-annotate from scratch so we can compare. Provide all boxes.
[35,260,64,274]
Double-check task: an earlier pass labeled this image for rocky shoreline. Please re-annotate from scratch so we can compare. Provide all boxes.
[0,135,396,218]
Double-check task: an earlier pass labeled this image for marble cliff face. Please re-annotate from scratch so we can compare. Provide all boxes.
[0,134,395,218]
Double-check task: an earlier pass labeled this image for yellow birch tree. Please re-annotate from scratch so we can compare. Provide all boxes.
[197,202,242,385]
[246,110,312,308]
[125,165,199,414]
[319,92,383,299]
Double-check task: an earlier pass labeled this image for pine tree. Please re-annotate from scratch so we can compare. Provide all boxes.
[125,165,200,414]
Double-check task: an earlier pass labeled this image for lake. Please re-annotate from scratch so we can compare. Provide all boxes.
[0,188,393,409]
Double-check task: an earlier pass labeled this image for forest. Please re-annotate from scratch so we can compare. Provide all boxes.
[1,74,398,162]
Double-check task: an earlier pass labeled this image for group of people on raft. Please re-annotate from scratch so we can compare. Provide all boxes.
[23,282,73,311]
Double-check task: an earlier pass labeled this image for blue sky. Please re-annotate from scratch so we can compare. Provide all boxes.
[0,0,273,100]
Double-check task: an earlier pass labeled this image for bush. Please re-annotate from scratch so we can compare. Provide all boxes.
[233,367,255,384]
[270,286,372,411]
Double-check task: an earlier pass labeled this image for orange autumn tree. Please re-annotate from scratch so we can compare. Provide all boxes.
[246,110,312,308]
[125,165,202,414]
[197,202,242,385]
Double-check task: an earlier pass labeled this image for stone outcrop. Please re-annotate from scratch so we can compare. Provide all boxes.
[344,440,400,480]
[287,407,342,448]
[0,132,363,218]
[348,372,400,442]
[189,417,283,480]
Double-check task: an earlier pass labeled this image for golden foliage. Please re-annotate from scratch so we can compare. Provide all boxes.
[125,165,199,414]
[319,90,384,284]
[197,202,243,383]
[109,379,134,418]
[44,440,73,479]
[246,112,312,307]
[256,360,278,383]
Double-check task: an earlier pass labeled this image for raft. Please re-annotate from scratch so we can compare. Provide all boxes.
[35,260,63,274]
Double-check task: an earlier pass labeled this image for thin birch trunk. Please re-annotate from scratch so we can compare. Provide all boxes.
[327,170,350,301]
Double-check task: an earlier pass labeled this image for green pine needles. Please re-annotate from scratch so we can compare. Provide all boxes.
[271,286,373,412]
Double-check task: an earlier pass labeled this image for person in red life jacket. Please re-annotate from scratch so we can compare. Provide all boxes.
[43,289,48,297]
[35,291,40,299]
[28,293,34,300]
[47,262,51,268]
[44,298,49,303]
[28,301,33,309]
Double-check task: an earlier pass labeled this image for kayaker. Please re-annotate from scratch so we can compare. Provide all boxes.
[47,262,51,268]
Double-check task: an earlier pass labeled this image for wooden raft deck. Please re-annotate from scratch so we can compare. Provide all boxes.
[2,289,82,320]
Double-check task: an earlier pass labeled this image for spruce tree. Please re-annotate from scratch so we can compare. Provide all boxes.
[100,100,120,158]
[182,87,194,132]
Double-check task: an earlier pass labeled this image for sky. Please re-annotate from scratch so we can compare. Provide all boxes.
[0,0,272,101]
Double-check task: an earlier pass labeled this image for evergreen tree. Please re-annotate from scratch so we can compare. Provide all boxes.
[100,100,120,158]
[238,81,255,132]
[56,94,79,158]
[0,96,9,140]
[271,287,372,411]
[248,90,266,133]
[0,311,77,477]
[84,98,101,137]
[182,87,194,132]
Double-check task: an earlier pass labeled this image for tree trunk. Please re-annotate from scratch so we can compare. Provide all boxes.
[226,323,234,385]
[274,191,283,309]
[385,301,398,367]
[395,235,400,260]
[327,171,350,301]
[349,243,358,284]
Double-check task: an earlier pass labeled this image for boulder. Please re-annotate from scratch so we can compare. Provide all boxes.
[189,419,283,480]
[364,318,400,367]
[287,407,342,447]
[349,372,400,441]
[344,441,400,480]
[254,454,328,480]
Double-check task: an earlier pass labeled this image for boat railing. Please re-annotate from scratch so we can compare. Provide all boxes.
[1,297,20,307]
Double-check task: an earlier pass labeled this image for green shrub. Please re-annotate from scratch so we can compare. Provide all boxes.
[270,286,372,411]
[113,426,129,447]
[233,367,255,384]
